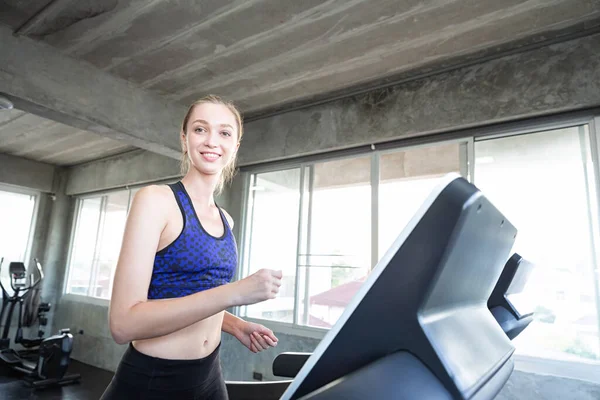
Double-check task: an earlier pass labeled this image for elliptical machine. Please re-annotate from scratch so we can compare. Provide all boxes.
[0,257,81,388]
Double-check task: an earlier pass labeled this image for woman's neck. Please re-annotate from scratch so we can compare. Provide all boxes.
[181,169,220,208]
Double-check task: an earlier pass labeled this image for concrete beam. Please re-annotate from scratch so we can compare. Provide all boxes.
[13,0,76,36]
[66,150,181,195]
[0,24,184,159]
[0,152,55,192]
[240,33,600,166]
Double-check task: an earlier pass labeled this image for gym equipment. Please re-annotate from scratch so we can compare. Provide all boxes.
[488,253,535,340]
[0,262,51,354]
[226,173,534,400]
[271,252,537,381]
[0,258,81,389]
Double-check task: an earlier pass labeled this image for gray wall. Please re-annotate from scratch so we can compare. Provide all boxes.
[2,29,599,398]
[240,32,600,166]
[0,152,55,193]
[52,296,128,372]
[65,149,181,195]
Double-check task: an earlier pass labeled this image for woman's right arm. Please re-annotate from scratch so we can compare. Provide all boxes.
[108,186,281,345]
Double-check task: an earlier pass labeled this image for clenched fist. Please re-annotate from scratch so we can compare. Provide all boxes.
[234,269,283,306]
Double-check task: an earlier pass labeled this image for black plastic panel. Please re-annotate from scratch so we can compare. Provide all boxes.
[280,175,517,400]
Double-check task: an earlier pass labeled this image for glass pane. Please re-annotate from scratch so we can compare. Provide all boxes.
[475,126,600,362]
[128,188,140,211]
[379,142,461,258]
[92,191,129,299]
[301,157,371,328]
[67,197,102,296]
[0,190,36,264]
[243,169,301,323]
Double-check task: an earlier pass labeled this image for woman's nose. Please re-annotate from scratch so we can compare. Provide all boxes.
[204,131,218,147]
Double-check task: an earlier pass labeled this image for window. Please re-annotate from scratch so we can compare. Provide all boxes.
[301,157,372,328]
[378,142,461,258]
[66,188,135,299]
[240,141,466,328]
[0,187,37,266]
[242,169,301,323]
[475,125,600,363]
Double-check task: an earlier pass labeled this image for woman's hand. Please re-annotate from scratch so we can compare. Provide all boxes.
[234,320,279,353]
[232,269,283,306]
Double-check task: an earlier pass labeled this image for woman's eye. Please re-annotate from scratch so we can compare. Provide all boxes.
[221,131,231,137]
[194,127,205,133]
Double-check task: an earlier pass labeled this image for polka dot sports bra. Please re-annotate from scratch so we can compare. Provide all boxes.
[147,181,238,300]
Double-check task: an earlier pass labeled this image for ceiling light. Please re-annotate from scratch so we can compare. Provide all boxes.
[0,96,14,110]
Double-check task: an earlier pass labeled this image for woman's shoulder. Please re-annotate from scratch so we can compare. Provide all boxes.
[220,207,234,229]
[136,184,173,199]
[131,184,176,212]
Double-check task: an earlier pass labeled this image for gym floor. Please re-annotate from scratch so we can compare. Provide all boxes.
[0,361,112,399]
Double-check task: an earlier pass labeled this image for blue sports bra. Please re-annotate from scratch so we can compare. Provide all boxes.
[147,182,238,299]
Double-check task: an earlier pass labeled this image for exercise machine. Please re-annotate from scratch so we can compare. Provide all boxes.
[488,253,535,340]
[0,258,81,389]
[266,251,537,385]
[225,173,536,399]
[0,261,51,356]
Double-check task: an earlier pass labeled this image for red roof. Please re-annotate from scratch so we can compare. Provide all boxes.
[309,277,367,307]
[308,315,333,328]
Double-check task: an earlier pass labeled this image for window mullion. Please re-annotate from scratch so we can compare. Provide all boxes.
[302,166,314,326]
[371,153,379,270]
[467,137,475,183]
[88,197,106,297]
[240,173,257,318]
[582,121,600,355]
[293,166,307,326]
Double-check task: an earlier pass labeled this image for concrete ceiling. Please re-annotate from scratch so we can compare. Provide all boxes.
[0,0,599,167]
[0,108,134,165]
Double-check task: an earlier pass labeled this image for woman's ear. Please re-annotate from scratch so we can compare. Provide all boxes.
[181,131,187,153]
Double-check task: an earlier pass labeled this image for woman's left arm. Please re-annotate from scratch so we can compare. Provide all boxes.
[220,209,278,352]
[222,312,279,353]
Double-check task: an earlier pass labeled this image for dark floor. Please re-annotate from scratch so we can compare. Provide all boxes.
[3,359,600,400]
[0,360,113,400]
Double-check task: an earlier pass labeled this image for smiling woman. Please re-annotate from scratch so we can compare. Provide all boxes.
[101,95,283,400]
[179,95,244,195]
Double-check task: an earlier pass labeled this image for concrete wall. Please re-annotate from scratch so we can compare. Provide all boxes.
[0,152,55,193]
[38,169,76,335]
[240,32,600,166]
[52,296,128,372]
[65,149,181,195]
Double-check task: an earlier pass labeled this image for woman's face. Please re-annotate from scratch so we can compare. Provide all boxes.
[182,102,239,177]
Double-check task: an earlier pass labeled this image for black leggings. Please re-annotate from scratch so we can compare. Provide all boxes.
[100,342,228,400]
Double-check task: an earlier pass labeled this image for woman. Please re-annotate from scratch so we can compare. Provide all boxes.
[101,95,283,399]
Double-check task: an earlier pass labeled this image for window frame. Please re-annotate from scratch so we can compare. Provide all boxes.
[236,137,469,332]
[63,186,138,302]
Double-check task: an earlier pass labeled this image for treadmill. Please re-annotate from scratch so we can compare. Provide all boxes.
[227,173,532,400]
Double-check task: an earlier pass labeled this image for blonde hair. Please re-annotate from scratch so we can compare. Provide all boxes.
[180,95,243,194]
